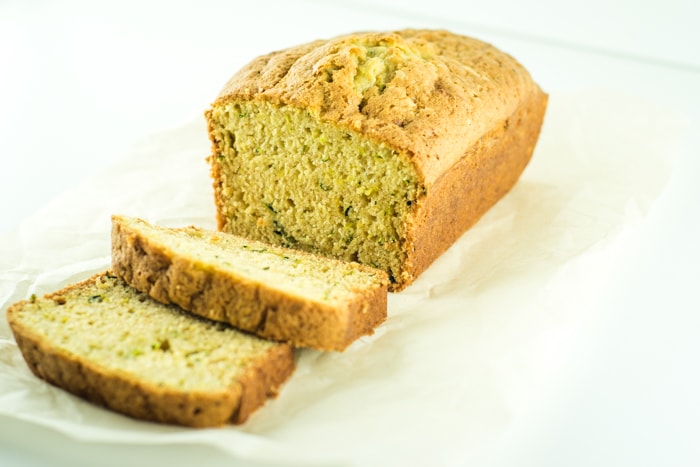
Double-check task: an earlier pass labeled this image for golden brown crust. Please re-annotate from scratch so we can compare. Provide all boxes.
[400,88,549,289]
[6,274,296,428]
[233,343,294,424]
[111,216,387,351]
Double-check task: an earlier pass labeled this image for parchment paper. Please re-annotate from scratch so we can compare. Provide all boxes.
[0,91,687,466]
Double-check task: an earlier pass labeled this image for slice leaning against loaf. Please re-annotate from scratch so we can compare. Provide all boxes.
[6,272,294,427]
[111,215,389,351]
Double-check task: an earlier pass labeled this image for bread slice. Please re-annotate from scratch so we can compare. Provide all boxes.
[111,215,388,351]
[205,29,548,290]
[6,272,294,427]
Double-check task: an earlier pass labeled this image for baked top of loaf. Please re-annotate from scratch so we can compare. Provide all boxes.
[211,28,542,186]
[6,272,294,427]
[111,215,388,351]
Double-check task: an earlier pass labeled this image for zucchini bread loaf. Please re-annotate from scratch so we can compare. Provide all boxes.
[111,215,388,351]
[6,272,294,427]
[206,29,548,290]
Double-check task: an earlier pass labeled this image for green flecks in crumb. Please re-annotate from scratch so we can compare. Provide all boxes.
[88,295,103,303]
[344,205,352,217]
[264,202,277,214]
[262,266,270,270]
[217,154,225,161]
[273,220,298,245]
[29,294,37,303]
[151,338,171,352]
[254,147,260,154]
[243,244,268,253]
[319,181,331,191]
[238,112,248,118]
[129,348,143,357]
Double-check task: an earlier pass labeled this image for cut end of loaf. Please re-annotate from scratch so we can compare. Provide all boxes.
[207,100,422,288]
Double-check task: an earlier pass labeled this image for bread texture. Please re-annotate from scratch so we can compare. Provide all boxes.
[205,29,548,290]
[6,272,294,427]
[111,215,388,351]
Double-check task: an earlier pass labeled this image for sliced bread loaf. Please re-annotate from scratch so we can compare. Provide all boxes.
[205,29,547,290]
[6,272,294,427]
[111,215,388,351]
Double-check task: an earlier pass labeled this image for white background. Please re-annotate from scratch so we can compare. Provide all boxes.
[1,1,699,466]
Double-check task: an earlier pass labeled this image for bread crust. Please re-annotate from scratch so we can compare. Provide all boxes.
[6,274,295,427]
[111,217,388,351]
[405,88,548,287]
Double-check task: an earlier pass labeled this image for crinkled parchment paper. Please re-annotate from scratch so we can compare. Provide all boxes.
[0,91,687,466]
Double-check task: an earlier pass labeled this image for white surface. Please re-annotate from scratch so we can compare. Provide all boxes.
[1,1,699,466]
